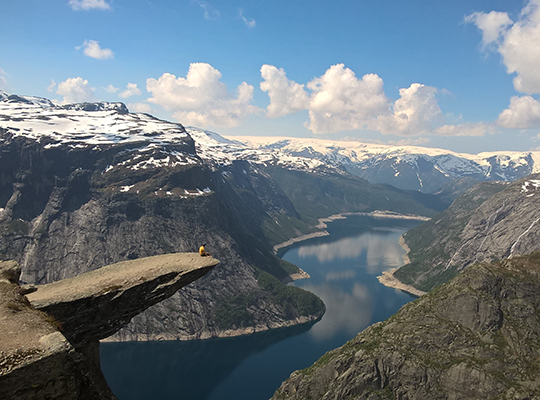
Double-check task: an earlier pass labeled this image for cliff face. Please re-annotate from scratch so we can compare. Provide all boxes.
[395,174,540,291]
[0,94,446,341]
[0,254,217,400]
[273,252,540,400]
[0,128,324,340]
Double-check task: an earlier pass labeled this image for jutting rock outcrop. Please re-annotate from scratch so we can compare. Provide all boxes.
[0,92,443,341]
[0,254,218,400]
[273,252,540,400]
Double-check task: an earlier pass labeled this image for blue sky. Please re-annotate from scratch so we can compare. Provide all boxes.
[2,0,540,153]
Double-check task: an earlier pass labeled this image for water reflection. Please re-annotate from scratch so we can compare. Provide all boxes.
[101,215,421,400]
[300,282,372,341]
[325,270,356,281]
[297,231,405,273]
[101,322,314,400]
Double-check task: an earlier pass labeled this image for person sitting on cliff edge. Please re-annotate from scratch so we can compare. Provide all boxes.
[199,243,210,257]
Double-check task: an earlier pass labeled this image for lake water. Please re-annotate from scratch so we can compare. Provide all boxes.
[101,215,420,400]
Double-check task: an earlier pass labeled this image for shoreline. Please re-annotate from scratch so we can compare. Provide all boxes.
[377,268,427,298]
[282,267,311,283]
[377,233,427,297]
[102,311,324,342]
[273,210,430,254]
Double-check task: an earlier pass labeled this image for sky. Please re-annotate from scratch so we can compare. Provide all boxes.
[1,0,540,153]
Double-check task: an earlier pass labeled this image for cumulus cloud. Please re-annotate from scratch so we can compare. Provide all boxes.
[260,64,485,136]
[306,64,390,133]
[497,96,540,128]
[103,84,119,93]
[375,83,443,136]
[463,11,513,46]
[47,80,57,92]
[77,40,114,60]
[239,9,255,28]
[119,83,142,98]
[260,65,309,118]
[69,0,111,10]
[56,77,96,104]
[147,63,259,127]
[466,0,540,94]
[128,102,153,113]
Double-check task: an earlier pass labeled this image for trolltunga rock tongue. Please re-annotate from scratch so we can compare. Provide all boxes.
[27,253,219,348]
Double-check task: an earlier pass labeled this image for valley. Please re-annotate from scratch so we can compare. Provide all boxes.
[2,91,540,399]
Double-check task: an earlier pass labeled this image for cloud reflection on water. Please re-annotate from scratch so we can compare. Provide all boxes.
[297,232,404,274]
[300,283,373,342]
[325,270,357,281]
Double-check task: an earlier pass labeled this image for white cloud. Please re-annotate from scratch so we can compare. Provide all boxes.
[69,0,111,10]
[0,68,8,90]
[147,63,259,127]
[375,83,443,136]
[196,1,219,20]
[466,0,540,94]
[47,80,57,92]
[239,9,255,28]
[306,64,390,134]
[56,77,96,104]
[77,40,114,60]
[435,122,495,136]
[103,84,119,93]
[384,137,431,146]
[260,64,486,137]
[464,11,513,46]
[119,83,142,98]
[128,102,153,113]
[260,65,309,118]
[497,95,540,128]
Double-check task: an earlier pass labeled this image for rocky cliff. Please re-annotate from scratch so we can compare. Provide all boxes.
[1,254,217,399]
[394,174,540,292]
[272,252,540,400]
[0,92,445,341]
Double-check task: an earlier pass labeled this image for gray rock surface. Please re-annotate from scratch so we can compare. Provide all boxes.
[395,174,540,291]
[27,253,218,347]
[273,252,540,400]
[0,260,115,400]
[1,254,216,399]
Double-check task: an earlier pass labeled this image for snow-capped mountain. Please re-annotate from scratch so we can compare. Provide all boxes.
[0,91,335,176]
[2,90,539,195]
[230,136,540,193]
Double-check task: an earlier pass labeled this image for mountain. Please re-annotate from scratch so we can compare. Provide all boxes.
[232,136,540,194]
[0,91,443,341]
[272,252,540,400]
[394,174,540,292]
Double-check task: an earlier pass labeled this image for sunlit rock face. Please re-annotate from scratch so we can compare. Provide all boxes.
[0,92,328,341]
[272,252,540,400]
[395,174,540,292]
[0,92,450,341]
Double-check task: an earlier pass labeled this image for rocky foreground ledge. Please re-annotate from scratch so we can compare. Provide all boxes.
[0,254,218,400]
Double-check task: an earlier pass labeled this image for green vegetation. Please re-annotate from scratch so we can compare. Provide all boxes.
[254,267,325,318]
[213,293,256,330]
[261,210,319,246]
[278,259,300,276]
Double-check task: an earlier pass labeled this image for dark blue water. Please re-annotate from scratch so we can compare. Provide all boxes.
[101,215,420,400]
